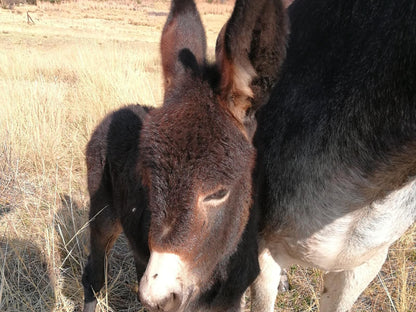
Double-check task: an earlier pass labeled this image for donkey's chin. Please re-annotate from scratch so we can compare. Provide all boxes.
[175,287,197,312]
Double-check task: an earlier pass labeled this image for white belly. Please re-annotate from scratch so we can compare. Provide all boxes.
[266,179,416,271]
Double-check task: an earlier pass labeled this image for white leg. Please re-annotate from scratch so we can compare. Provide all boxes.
[250,248,281,312]
[320,248,388,312]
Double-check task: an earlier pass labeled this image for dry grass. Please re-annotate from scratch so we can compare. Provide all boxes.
[0,1,415,311]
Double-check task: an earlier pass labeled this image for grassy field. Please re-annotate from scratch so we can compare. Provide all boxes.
[0,1,415,311]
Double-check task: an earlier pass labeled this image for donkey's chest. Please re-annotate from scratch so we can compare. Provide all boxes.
[265,180,416,271]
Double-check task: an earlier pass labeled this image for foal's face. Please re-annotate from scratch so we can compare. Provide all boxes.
[139,77,255,306]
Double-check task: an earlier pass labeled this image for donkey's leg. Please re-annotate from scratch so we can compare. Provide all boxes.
[320,247,388,312]
[133,252,148,303]
[134,257,147,286]
[250,248,281,312]
[278,269,290,292]
[82,192,122,312]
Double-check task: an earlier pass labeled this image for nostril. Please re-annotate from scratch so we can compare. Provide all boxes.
[152,273,158,279]
[168,291,181,311]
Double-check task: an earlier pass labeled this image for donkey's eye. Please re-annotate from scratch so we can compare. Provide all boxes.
[203,188,229,203]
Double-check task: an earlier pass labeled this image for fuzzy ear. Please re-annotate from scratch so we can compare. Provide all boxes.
[216,0,288,124]
[161,0,207,91]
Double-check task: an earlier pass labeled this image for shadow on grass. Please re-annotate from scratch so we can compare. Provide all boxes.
[0,237,55,312]
[57,194,144,312]
[0,202,13,217]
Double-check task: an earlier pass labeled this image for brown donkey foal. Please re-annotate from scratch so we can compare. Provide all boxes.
[82,0,287,311]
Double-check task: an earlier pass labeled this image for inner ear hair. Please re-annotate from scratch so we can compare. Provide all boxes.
[230,60,256,117]
[220,58,256,125]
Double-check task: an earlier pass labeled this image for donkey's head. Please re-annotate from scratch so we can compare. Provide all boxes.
[139,0,287,310]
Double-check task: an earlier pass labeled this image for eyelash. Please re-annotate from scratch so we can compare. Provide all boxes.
[204,188,229,202]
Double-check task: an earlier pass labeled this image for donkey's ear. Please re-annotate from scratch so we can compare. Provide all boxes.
[216,0,288,124]
[161,0,207,91]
